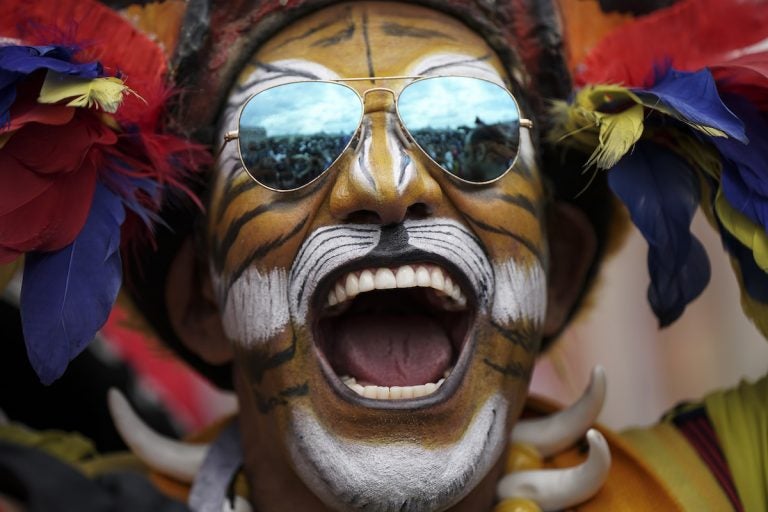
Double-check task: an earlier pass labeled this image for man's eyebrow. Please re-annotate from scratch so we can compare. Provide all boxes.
[381,22,455,40]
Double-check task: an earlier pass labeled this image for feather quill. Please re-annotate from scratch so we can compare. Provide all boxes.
[608,140,711,326]
[20,184,124,384]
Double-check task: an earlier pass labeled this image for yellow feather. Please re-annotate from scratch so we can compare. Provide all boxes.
[588,104,644,169]
[0,257,22,293]
[550,85,645,170]
[715,190,768,271]
[728,254,768,340]
[38,71,133,113]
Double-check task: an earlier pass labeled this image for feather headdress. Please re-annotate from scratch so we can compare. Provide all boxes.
[0,2,209,383]
[552,0,768,334]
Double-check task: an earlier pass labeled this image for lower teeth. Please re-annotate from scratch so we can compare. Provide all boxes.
[341,370,451,400]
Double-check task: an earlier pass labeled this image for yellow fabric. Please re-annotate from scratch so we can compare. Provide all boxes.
[621,422,733,511]
[525,396,685,511]
[705,373,768,512]
[0,423,97,465]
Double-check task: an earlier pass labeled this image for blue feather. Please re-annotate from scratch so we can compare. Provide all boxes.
[608,140,711,326]
[710,94,768,231]
[20,183,125,384]
[0,45,102,125]
[634,68,747,143]
[100,170,162,227]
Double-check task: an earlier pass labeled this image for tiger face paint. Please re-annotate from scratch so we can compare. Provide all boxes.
[208,2,548,510]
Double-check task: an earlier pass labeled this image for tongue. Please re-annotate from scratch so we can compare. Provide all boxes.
[331,313,453,387]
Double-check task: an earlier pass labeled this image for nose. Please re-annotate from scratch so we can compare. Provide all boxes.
[329,89,442,225]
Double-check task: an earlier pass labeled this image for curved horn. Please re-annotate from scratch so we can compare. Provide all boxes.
[511,366,606,457]
[497,429,611,511]
[107,388,208,483]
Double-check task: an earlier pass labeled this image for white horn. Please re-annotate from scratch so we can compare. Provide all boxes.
[497,428,611,511]
[107,388,208,483]
[511,365,606,457]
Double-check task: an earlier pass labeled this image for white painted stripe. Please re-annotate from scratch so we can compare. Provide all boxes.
[289,394,508,512]
[405,218,494,310]
[349,119,377,192]
[221,267,290,347]
[491,259,547,326]
[408,53,504,86]
[289,225,380,323]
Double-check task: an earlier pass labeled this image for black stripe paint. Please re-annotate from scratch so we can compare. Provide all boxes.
[483,358,528,379]
[381,22,454,40]
[226,214,309,292]
[491,321,538,353]
[463,213,544,265]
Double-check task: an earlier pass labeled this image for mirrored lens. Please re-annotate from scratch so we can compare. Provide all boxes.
[398,77,522,183]
[238,82,362,190]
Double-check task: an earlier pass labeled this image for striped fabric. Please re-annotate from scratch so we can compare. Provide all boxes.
[672,406,744,512]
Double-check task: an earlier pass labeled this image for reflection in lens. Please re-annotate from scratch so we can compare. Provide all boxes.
[239,82,362,190]
[398,76,522,183]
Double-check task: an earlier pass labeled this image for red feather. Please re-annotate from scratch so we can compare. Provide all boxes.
[577,0,768,87]
[713,51,768,110]
[0,0,210,251]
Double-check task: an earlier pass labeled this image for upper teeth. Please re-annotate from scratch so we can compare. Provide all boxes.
[326,264,467,307]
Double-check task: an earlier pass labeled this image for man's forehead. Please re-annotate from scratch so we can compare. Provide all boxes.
[246,2,510,82]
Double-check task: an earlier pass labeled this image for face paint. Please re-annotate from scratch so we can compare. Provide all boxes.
[288,394,509,512]
[207,2,549,509]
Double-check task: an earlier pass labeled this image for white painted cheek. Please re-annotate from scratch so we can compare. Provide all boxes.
[219,267,291,347]
[491,260,547,326]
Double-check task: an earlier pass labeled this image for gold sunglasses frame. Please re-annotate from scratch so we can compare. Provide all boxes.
[221,75,534,192]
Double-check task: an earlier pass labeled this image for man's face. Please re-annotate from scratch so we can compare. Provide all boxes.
[208,2,547,510]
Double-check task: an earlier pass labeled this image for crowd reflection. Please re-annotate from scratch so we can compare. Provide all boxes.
[240,119,520,189]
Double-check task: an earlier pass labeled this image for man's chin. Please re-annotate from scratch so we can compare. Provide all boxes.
[286,393,509,512]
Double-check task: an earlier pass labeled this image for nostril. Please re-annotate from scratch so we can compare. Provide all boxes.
[346,210,383,224]
[406,202,431,221]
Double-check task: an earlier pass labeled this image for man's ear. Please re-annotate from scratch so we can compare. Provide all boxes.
[543,202,597,337]
[166,237,233,364]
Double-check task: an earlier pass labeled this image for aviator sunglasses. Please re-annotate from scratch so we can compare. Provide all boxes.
[222,75,533,192]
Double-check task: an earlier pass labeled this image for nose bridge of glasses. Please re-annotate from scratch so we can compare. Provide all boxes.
[362,88,397,115]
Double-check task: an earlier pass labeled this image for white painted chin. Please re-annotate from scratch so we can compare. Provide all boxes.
[287,394,508,512]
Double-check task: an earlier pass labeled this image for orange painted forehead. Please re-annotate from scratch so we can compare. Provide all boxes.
[241,1,510,85]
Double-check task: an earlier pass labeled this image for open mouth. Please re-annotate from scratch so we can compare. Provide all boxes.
[313,262,475,405]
